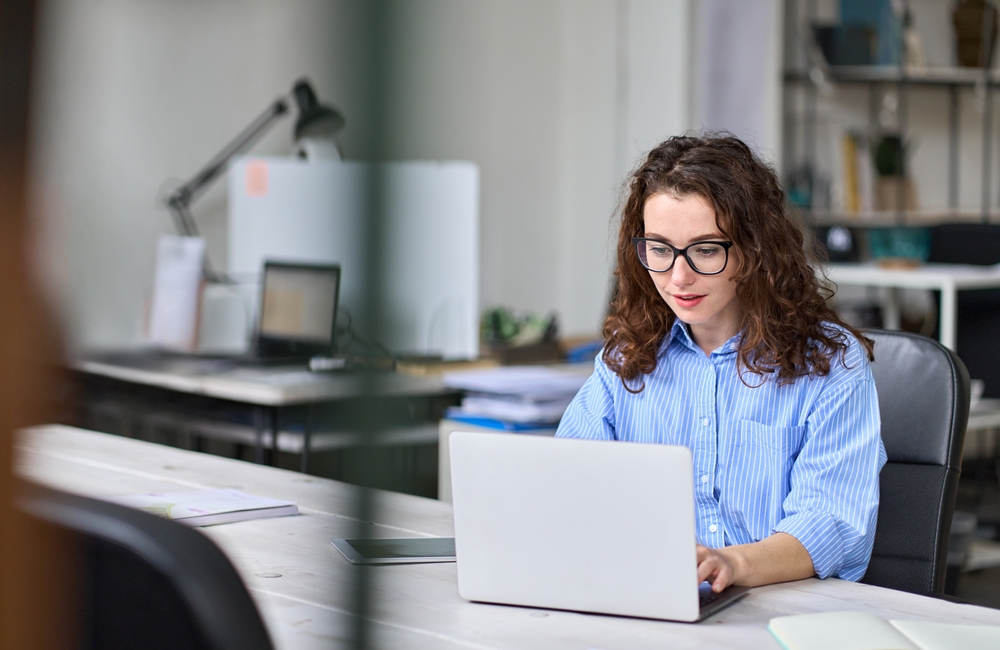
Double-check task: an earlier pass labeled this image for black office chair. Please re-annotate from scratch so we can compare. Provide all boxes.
[860,329,970,596]
[19,485,273,650]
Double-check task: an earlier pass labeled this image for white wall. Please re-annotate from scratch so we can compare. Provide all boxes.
[363,0,695,338]
[30,0,698,351]
[30,0,366,351]
[691,0,783,163]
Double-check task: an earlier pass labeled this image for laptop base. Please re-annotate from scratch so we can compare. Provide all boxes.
[696,583,750,621]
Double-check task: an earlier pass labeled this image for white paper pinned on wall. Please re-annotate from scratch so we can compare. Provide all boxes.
[148,235,205,351]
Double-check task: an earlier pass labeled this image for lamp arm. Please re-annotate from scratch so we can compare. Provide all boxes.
[166,98,289,233]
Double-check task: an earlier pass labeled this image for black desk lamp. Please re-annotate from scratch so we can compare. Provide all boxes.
[165,78,345,283]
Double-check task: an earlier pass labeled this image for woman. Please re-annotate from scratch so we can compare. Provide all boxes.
[556,135,885,593]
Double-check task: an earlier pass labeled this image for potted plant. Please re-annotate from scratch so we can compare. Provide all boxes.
[872,133,916,213]
[868,134,928,268]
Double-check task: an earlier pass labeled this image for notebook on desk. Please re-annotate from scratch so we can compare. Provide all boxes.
[448,431,749,622]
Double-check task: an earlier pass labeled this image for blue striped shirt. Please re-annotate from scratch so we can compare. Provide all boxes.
[556,320,886,581]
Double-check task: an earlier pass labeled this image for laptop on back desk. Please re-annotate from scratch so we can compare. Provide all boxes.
[448,431,749,622]
[83,261,341,373]
[253,261,340,362]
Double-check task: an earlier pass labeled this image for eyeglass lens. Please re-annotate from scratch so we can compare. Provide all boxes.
[635,240,728,274]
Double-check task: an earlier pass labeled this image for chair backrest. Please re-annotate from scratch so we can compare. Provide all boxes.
[19,485,273,650]
[860,329,970,595]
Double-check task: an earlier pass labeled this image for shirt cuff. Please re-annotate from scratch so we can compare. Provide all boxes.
[773,512,844,579]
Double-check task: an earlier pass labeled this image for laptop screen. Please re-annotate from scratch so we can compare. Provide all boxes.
[257,262,340,357]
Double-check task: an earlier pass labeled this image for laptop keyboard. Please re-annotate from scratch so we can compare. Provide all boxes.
[699,592,720,608]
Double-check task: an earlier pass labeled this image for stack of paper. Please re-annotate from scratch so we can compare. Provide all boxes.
[442,366,590,426]
[148,235,205,352]
[104,488,299,527]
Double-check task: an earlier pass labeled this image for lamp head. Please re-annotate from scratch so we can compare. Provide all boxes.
[292,79,345,141]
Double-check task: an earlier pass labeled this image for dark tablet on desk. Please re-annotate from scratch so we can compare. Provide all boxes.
[332,537,456,565]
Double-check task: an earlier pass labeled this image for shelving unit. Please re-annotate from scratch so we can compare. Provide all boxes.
[808,208,1000,227]
[782,1,999,227]
[785,64,1000,85]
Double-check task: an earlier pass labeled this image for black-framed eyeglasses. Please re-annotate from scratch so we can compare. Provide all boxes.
[632,237,734,275]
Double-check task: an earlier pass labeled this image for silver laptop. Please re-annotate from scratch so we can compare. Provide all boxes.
[449,431,749,622]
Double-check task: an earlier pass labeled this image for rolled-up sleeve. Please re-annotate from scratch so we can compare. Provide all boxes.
[773,379,886,580]
[556,357,617,440]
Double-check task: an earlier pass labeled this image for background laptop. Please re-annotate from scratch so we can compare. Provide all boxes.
[254,261,340,361]
[448,431,748,622]
[83,261,341,372]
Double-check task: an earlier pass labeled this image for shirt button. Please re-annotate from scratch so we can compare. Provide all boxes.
[709,524,718,533]
[701,417,710,427]
[701,474,709,484]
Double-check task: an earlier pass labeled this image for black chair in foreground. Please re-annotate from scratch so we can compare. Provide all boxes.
[19,485,273,650]
[861,329,970,596]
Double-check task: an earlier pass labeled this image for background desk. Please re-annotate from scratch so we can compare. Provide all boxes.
[74,355,459,494]
[824,262,1000,350]
[17,425,1000,650]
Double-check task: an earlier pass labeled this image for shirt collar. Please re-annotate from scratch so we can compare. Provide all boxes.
[664,318,741,357]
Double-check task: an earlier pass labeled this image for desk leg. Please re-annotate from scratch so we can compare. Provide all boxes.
[301,405,312,474]
[994,429,1000,498]
[253,406,280,465]
[190,425,203,453]
[883,287,902,331]
[940,283,957,351]
[268,406,279,467]
[253,407,264,464]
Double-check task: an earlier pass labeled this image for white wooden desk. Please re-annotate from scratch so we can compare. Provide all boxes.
[825,262,1000,350]
[76,358,450,406]
[74,354,457,471]
[16,425,1000,649]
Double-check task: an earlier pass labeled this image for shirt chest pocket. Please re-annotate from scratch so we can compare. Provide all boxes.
[720,420,807,537]
[730,419,806,456]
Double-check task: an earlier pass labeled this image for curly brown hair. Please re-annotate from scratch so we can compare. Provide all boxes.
[604,134,873,391]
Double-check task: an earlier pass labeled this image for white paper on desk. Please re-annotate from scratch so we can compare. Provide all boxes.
[148,235,205,351]
[457,394,574,423]
[442,366,590,401]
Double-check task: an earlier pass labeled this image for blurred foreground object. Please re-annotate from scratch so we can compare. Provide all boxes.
[0,0,77,645]
[19,485,273,649]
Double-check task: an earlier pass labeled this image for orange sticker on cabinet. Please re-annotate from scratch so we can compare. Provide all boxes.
[245,159,269,197]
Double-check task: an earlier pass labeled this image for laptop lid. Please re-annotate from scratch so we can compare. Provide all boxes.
[450,431,709,622]
[256,261,340,359]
